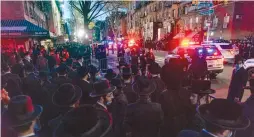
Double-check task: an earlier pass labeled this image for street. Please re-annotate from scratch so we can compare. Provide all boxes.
[105,51,251,102]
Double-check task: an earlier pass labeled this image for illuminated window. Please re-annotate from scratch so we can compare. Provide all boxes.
[213,16,218,28]
[223,14,230,28]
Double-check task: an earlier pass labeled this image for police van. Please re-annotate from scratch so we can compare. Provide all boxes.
[165,45,224,77]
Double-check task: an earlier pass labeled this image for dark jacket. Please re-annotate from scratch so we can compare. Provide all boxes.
[111,92,128,137]
[11,63,25,78]
[159,88,195,137]
[36,56,48,71]
[227,67,248,101]
[51,76,73,86]
[236,95,254,137]
[122,83,138,104]
[150,76,166,103]
[75,79,95,104]
[93,103,113,137]
[22,73,46,105]
[47,55,56,71]
[123,100,164,137]
[2,72,22,97]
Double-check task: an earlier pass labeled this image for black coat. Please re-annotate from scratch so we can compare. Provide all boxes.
[123,100,164,137]
[122,83,138,104]
[111,92,128,137]
[75,79,95,104]
[11,63,25,78]
[159,88,195,137]
[22,73,46,105]
[51,76,73,86]
[227,67,248,101]
[150,76,166,103]
[2,73,22,97]
[93,103,113,137]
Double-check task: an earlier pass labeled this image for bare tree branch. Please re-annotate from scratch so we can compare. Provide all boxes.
[69,1,83,15]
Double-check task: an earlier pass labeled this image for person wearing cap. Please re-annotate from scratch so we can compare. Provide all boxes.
[2,95,43,137]
[227,54,248,102]
[148,62,165,103]
[159,59,194,137]
[178,99,250,137]
[111,78,128,137]
[90,79,115,137]
[123,76,164,137]
[53,105,112,137]
[235,79,254,137]
[51,63,72,86]
[75,66,94,105]
[121,66,138,104]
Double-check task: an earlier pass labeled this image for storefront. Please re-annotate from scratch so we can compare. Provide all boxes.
[1,20,49,52]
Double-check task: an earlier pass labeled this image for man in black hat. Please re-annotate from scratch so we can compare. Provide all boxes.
[90,79,115,137]
[111,78,128,137]
[75,66,94,104]
[236,79,254,137]
[89,65,102,82]
[124,76,164,137]
[227,54,248,102]
[53,105,112,137]
[2,95,43,137]
[51,63,72,86]
[47,83,82,131]
[178,99,250,137]
[105,69,117,82]
[121,66,138,104]
[2,63,22,97]
[159,59,194,137]
[148,62,165,103]
[74,55,84,69]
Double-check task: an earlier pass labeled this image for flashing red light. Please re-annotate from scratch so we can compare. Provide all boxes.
[129,39,135,47]
[181,39,190,47]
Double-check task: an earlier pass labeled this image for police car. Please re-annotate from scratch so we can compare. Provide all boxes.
[244,58,254,79]
[202,41,236,63]
[165,45,224,76]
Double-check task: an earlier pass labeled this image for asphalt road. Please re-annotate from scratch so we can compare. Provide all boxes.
[105,51,251,102]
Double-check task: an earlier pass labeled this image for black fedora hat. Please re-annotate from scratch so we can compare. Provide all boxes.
[111,78,126,88]
[148,62,161,74]
[53,105,112,137]
[121,66,132,76]
[104,69,117,81]
[188,80,216,95]
[52,83,82,107]
[197,99,250,130]
[90,79,116,97]
[77,66,90,78]
[3,95,43,127]
[89,65,99,75]
[132,76,156,95]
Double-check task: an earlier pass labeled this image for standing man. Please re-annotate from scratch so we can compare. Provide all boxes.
[124,76,164,137]
[227,54,248,102]
[2,95,43,137]
[90,79,115,137]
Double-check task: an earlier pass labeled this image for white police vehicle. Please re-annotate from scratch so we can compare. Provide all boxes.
[165,45,224,76]
[244,58,254,79]
[202,41,237,63]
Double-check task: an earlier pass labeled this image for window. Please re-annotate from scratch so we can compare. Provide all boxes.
[220,44,233,49]
[196,17,199,23]
[184,6,188,14]
[172,9,176,18]
[190,18,193,29]
[223,15,230,28]
[213,16,218,28]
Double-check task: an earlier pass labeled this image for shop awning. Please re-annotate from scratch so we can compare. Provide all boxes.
[1,20,49,38]
[173,33,185,39]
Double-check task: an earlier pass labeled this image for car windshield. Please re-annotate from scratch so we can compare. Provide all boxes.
[220,44,233,49]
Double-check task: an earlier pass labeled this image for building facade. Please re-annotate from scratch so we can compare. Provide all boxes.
[126,1,254,46]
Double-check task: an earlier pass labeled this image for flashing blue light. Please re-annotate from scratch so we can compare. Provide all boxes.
[198,49,203,53]
[207,49,213,53]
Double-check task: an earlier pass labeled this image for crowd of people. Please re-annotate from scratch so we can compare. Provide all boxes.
[1,43,254,137]
[231,35,254,60]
